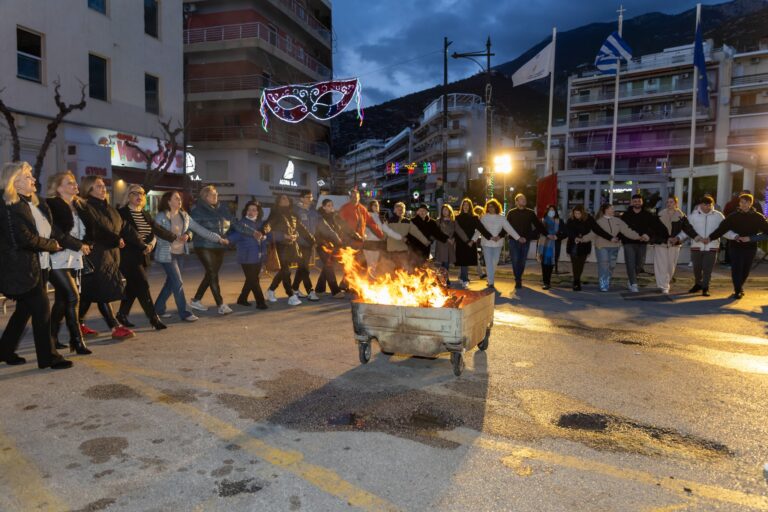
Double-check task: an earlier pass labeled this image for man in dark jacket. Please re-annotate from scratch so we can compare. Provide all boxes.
[292,190,320,301]
[620,194,656,292]
[706,193,768,299]
[505,194,546,289]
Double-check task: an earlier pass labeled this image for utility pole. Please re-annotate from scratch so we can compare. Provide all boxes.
[442,37,452,186]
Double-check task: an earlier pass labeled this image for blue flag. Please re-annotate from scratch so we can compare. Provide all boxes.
[693,20,710,108]
[594,31,633,75]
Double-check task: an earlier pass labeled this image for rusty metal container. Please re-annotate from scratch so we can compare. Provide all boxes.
[350,288,495,376]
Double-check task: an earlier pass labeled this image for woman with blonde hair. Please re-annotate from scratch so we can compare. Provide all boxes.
[45,171,94,354]
[116,184,177,328]
[472,204,488,280]
[472,198,520,289]
[0,162,72,369]
[453,199,491,288]
[434,204,457,285]
[78,175,139,339]
[651,196,686,294]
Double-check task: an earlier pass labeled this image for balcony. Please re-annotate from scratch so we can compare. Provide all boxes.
[730,103,768,116]
[272,0,331,45]
[570,107,710,130]
[189,125,330,159]
[184,22,331,80]
[571,82,694,105]
[727,132,768,147]
[568,135,711,155]
[731,72,768,88]
[186,74,268,94]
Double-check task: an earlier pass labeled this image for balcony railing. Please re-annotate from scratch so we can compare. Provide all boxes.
[186,74,269,94]
[184,22,331,79]
[569,135,711,154]
[571,82,694,105]
[731,72,768,87]
[728,132,768,146]
[730,103,768,116]
[189,125,330,158]
[570,107,710,128]
[275,0,331,43]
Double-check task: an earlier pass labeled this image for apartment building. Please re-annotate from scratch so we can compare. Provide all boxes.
[336,139,385,198]
[183,0,332,209]
[0,0,185,207]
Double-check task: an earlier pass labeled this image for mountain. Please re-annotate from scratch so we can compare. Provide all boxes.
[332,0,768,157]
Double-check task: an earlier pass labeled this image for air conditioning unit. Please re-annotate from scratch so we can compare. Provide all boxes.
[675,101,685,107]
[704,125,714,132]
[570,113,578,119]
[682,73,690,79]
[751,57,761,65]
[762,91,768,97]
[643,105,653,111]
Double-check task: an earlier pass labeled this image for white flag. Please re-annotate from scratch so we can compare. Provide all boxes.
[512,42,553,87]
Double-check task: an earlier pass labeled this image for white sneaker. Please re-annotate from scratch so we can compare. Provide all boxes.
[332,291,346,299]
[287,294,302,306]
[661,288,670,294]
[159,313,172,318]
[189,300,208,312]
[267,290,277,302]
[183,313,199,322]
[295,290,308,298]
[630,284,639,293]
[218,304,233,315]
[308,291,319,301]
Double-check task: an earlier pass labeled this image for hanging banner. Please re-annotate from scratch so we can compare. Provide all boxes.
[259,78,363,131]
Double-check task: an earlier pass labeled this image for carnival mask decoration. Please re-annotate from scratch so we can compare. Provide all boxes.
[259,78,364,131]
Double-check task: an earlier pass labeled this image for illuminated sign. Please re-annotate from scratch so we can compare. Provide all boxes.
[279,160,298,187]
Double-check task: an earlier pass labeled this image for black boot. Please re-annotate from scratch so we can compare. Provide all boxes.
[688,284,702,293]
[69,335,92,355]
[116,312,135,328]
[237,296,251,307]
[150,316,168,330]
[54,338,67,350]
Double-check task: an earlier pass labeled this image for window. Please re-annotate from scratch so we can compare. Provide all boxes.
[206,160,228,181]
[260,163,272,182]
[145,73,159,114]
[300,172,308,186]
[268,25,278,46]
[88,0,106,14]
[144,0,159,38]
[88,54,108,101]
[17,28,42,83]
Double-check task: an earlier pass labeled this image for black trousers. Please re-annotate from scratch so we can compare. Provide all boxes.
[269,246,294,296]
[118,263,157,321]
[0,271,61,367]
[49,268,83,345]
[291,246,314,294]
[729,244,757,293]
[570,253,588,285]
[193,248,225,306]
[79,300,119,330]
[541,263,554,286]
[315,250,340,295]
[239,263,265,305]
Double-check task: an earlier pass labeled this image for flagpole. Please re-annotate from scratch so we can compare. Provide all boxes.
[545,27,557,178]
[608,5,625,205]
[687,3,702,214]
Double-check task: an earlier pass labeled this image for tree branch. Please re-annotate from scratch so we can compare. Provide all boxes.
[0,87,21,161]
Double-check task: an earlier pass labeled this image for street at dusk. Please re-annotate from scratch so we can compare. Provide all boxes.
[2,0,768,511]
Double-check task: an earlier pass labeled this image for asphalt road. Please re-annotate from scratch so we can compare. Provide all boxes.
[0,257,767,512]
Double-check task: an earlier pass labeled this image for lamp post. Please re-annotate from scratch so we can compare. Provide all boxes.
[494,154,512,212]
[465,151,472,195]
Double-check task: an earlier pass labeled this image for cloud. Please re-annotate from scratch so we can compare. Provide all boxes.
[333,0,724,107]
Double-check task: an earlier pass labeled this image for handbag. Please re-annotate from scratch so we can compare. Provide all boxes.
[265,242,281,273]
[81,255,96,276]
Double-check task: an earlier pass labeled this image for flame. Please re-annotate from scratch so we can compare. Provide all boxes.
[338,247,449,308]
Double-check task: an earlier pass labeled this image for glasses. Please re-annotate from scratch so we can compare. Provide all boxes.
[130,191,146,196]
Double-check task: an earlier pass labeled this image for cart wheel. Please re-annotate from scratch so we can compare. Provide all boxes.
[359,342,371,364]
[450,352,464,376]
[478,328,491,351]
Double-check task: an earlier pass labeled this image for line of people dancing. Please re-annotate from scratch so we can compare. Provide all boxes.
[2,158,767,370]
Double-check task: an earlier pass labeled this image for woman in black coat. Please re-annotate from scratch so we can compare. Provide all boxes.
[409,203,449,266]
[46,171,94,354]
[454,198,491,287]
[116,184,176,329]
[0,161,72,369]
[78,176,142,340]
[564,205,613,291]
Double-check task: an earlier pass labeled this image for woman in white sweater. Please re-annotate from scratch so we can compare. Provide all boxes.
[473,199,520,288]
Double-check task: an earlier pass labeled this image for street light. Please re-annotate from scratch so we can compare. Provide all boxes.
[494,154,512,211]
[465,151,472,195]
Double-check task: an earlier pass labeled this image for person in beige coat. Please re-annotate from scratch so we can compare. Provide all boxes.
[381,202,428,273]
[588,204,648,291]
[652,196,685,294]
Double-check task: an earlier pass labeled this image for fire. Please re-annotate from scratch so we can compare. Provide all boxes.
[337,247,450,308]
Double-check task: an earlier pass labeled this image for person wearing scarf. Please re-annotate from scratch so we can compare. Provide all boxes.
[652,196,686,294]
[537,205,566,290]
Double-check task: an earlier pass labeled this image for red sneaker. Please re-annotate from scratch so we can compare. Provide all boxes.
[80,324,99,337]
[111,326,135,340]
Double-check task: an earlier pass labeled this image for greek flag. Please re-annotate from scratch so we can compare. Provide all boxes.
[594,31,633,75]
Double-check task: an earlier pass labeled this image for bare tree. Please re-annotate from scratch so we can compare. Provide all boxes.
[125,118,183,192]
[33,80,87,180]
[0,88,21,162]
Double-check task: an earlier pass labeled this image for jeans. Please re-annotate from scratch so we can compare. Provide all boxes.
[729,244,757,293]
[193,248,225,306]
[49,268,83,345]
[690,250,717,289]
[509,239,530,283]
[155,255,191,319]
[291,246,314,294]
[239,263,266,305]
[596,247,619,290]
[483,245,502,286]
[623,243,645,285]
[458,266,469,282]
